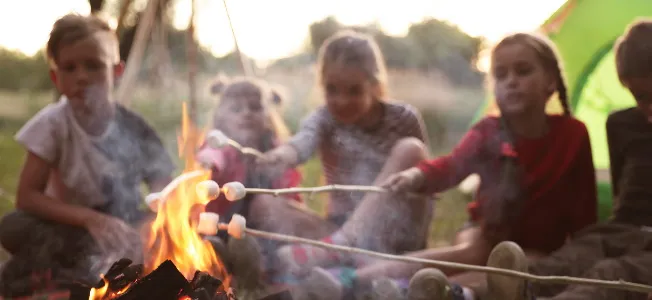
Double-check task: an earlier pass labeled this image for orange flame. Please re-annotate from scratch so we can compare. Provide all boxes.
[89,102,230,299]
[145,102,229,280]
[88,275,109,300]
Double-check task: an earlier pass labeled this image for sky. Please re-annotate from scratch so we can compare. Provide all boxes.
[0,0,566,62]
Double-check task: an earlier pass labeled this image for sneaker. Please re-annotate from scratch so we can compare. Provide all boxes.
[407,268,463,300]
[486,241,531,300]
[227,235,264,291]
[370,277,405,300]
[290,267,343,300]
[276,245,309,278]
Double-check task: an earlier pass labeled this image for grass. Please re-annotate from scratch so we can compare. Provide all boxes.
[0,74,481,261]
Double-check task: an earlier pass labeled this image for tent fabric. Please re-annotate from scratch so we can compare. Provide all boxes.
[473,0,652,221]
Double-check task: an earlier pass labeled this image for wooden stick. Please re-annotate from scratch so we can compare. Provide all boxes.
[225,139,264,158]
[117,0,160,106]
[243,228,652,294]
[240,184,428,199]
[244,184,386,196]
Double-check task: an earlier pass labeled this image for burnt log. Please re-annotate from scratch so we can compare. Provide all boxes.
[190,271,223,296]
[116,260,191,300]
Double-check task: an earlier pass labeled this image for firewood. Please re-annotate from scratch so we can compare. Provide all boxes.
[115,260,190,300]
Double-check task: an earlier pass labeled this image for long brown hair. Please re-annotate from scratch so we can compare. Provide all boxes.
[485,32,570,242]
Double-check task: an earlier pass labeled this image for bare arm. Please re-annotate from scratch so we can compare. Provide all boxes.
[16,151,100,228]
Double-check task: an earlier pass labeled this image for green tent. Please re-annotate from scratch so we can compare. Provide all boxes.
[473,0,652,221]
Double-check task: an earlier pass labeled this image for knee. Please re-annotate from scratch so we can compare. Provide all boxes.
[250,194,276,212]
[586,258,631,279]
[248,194,278,221]
[0,211,29,253]
[389,137,428,167]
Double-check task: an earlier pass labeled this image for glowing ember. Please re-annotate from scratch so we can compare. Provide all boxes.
[88,276,108,300]
[90,103,230,299]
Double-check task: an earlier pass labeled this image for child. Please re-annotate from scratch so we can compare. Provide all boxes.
[197,77,341,291]
[197,76,333,239]
[258,30,433,282]
[0,14,175,295]
[468,20,652,300]
[291,32,599,300]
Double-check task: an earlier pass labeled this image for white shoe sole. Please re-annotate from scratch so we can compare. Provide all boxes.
[408,268,452,300]
[486,241,528,300]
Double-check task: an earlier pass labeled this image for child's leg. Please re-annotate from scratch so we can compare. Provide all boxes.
[247,195,337,240]
[243,196,338,284]
[277,138,431,275]
[354,226,491,284]
[550,252,652,300]
[0,210,100,294]
[0,210,91,259]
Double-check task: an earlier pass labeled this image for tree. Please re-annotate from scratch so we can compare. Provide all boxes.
[306,16,484,85]
[89,0,105,14]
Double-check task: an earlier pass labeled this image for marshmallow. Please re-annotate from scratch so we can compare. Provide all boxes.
[196,180,220,200]
[223,181,247,201]
[206,130,229,149]
[197,212,220,236]
[197,151,215,170]
[145,192,160,212]
[228,214,247,239]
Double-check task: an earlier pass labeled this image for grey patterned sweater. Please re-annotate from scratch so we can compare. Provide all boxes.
[288,101,428,218]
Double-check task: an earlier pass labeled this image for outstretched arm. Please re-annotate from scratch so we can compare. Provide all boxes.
[285,108,329,166]
[415,121,489,194]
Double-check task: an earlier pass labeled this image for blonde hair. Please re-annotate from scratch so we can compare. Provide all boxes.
[614,18,652,83]
[209,77,289,148]
[491,32,571,115]
[46,13,119,68]
[317,30,388,98]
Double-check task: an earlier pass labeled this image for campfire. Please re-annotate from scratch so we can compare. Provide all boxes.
[88,103,232,300]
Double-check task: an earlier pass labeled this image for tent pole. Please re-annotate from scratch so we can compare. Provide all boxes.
[116,0,159,106]
[221,0,253,77]
[187,0,198,123]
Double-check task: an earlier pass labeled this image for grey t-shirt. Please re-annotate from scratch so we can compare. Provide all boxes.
[288,102,429,218]
[15,97,175,224]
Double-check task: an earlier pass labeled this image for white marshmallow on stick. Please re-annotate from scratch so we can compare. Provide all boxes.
[223,182,247,201]
[204,130,264,159]
[220,181,423,202]
[196,180,221,201]
[228,214,247,239]
[205,130,229,149]
[144,170,206,212]
[145,192,161,212]
[197,212,220,236]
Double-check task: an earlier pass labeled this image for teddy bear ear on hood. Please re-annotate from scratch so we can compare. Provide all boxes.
[269,83,290,106]
[210,74,230,95]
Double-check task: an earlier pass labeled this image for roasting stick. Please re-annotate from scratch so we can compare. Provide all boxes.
[200,130,429,199]
[204,129,264,159]
[145,179,422,212]
[197,212,652,295]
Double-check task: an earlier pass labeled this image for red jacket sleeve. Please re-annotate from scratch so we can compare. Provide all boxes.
[568,125,598,236]
[416,119,491,194]
[275,168,303,203]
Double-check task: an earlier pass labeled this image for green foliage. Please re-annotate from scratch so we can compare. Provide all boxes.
[304,16,485,86]
[0,49,51,92]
